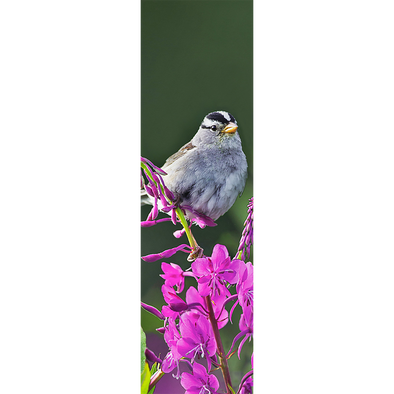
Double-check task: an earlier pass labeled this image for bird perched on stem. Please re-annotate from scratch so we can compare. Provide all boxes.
[141,110,248,261]
[141,110,248,224]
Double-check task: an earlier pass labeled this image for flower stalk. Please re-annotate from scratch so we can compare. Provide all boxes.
[175,207,197,250]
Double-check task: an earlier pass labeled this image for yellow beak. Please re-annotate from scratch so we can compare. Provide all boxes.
[222,122,238,134]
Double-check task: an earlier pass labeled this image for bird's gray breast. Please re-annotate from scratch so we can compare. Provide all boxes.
[163,145,247,220]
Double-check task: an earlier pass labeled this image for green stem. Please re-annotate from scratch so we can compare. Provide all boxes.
[141,162,154,183]
[175,207,197,250]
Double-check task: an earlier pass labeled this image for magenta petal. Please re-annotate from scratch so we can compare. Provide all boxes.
[140,218,172,227]
[146,178,159,198]
[198,275,210,285]
[197,280,211,297]
[180,372,201,391]
[192,362,208,379]
[238,237,246,250]
[149,171,160,184]
[179,316,198,341]
[180,205,217,228]
[177,337,195,357]
[160,262,184,292]
[140,220,157,228]
[141,244,192,262]
[160,244,191,258]
[207,374,220,391]
[159,193,168,207]
[145,347,162,364]
[199,216,217,227]
[148,201,158,221]
[141,156,167,175]
[185,286,204,306]
[141,302,164,320]
[146,210,153,221]
[152,200,158,218]
[171,208,177,225]
[191,257,210,276]
[164,185,175,201]
[171,301,188,312]
[162,285,187,311]
[144,184,154,197]
[211,244,229,264]
[173,228,185,238]
[161,305,179,319]
[162,351,177,373]
[141,253,162,262]
[238,333,250,359]
[222,259,241,284]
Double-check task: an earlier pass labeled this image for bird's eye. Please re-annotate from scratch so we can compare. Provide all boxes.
[211,125,217,131]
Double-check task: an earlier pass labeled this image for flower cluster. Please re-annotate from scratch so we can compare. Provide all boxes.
[142,244,254,393]
[237,197,254,261]
[141,156,254,394]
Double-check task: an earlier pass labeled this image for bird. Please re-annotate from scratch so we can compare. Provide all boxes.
[141,110,248,223]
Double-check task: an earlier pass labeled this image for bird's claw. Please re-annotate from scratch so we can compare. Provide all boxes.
[187,245,204,262]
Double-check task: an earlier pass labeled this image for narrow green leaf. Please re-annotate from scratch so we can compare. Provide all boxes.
[146,362,158,394]
[141,362,151,394]
[141,327,146,373]
[150,362,158,375]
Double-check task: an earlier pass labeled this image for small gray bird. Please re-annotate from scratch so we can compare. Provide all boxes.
[141,111,248,222]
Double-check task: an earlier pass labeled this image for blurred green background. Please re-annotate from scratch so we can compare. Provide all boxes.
[141,0,253,391]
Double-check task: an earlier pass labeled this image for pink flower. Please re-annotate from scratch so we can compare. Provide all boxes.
[162,319,182,375]
[160,262,185,293]
[161,285,188,315]
[191,244,240,297]
[181,362,220,394]
[177,312,217,371]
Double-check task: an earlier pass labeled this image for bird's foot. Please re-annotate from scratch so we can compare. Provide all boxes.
[187,245,204,262]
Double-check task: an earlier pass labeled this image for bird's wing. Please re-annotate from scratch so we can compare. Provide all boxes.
[162,141,196,168]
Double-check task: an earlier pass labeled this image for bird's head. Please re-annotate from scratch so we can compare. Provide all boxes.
[193,111,240,147]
